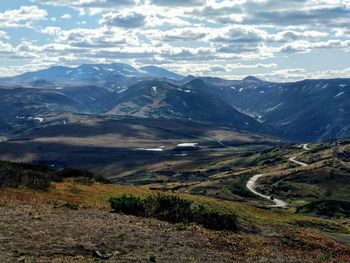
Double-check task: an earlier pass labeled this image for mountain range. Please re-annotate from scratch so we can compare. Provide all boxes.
[0,63,349,142]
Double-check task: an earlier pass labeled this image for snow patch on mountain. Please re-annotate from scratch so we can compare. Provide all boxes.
[335,92,344,98]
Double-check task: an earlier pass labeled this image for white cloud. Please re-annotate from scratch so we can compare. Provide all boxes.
[0,31,9,40]
[150,27,208,42]
[149,0,205,7]
[256,67,350,82]
[100,11,146,28]
[33,0,136,8]
[61,13,72,19]
[1,0,350,81]
[0,6,47,28]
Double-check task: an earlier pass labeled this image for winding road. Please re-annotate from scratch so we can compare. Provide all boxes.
[246,144,309,208]
[246,174,288,208]
[303,143,311,151]
[288,156,308,167]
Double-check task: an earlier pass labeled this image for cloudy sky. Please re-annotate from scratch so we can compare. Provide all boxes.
[0,0,350,82]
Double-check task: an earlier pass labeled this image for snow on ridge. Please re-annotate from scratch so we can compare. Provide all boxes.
[138,148,164,152]
[152,86,157,93]
[117,88,127,93]
[177,143,198,147]
[335,92,344,98]
[138,146,165,152]
[34,117,44,122]
[339,84,347,87]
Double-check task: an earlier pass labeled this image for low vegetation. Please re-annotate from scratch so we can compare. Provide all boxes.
[297,200,350,218]
[109,194,238,231]
[0,161,109,190]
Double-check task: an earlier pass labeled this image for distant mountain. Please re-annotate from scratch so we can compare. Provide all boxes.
[191,77,350,141]
[242,76,264,83]
[139,66,184,80]
[1,62,350,142]
[0,63,184,85]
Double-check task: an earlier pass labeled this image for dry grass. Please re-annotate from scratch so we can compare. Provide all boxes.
[1,182,350,262]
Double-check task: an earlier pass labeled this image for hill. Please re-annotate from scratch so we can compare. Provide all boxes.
[107,80,266,132]
[0,159,349,262]
[192,77,350,141]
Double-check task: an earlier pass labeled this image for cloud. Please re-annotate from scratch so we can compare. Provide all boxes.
[208,25,269,55]
[100,12,146,28]
[191,0,350,30]
[33,0,136,8]
[0,31,9,40]
[1,0,350,81]
[151,28,208,42]
[227,63,278,70]
[245,6,350,27]
[256,67,350,82]
[278,39,350,54]
[41,26,142,50]
[61,13,72,19]
[0,6,47,28]
[149,0,205,7]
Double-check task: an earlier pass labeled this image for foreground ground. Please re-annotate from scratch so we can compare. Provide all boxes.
[0,182,349,262]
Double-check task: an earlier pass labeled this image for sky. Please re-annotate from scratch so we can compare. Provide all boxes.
[0,0,350,82]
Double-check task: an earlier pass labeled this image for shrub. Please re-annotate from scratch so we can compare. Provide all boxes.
[145,194,193,223]
[55,168,94,179]
[0,162,51,190]
[0,160,110,190]
[192,205,238,231]
[109,194,238,231]
[109,195,146,216]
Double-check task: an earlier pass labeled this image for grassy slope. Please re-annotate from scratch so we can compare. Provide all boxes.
[257,142,350,208]
[0,181,349,262]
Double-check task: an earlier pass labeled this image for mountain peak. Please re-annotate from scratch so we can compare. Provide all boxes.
[139,65,183,80]
[185,78,207,89]
[242,76,262,82]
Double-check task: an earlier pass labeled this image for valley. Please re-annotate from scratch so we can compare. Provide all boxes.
[0,63,350,262]
[2,0,350,261]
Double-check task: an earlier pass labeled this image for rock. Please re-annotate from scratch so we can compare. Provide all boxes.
[93,250,113,260]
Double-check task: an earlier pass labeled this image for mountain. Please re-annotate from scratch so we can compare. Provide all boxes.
[0,63,184,85]
[1,62,350,142]
[107,80,266,132]
[139,66,184,80]
[242,76,264,83]
[193,77,350,141]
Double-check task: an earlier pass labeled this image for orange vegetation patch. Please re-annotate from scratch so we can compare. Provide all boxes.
[0,182,150,209]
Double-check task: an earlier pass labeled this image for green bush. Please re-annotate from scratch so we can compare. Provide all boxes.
[109,195,146,216]
[109,194,238,231]
[145,194,193,223]
[192,205,238,231]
